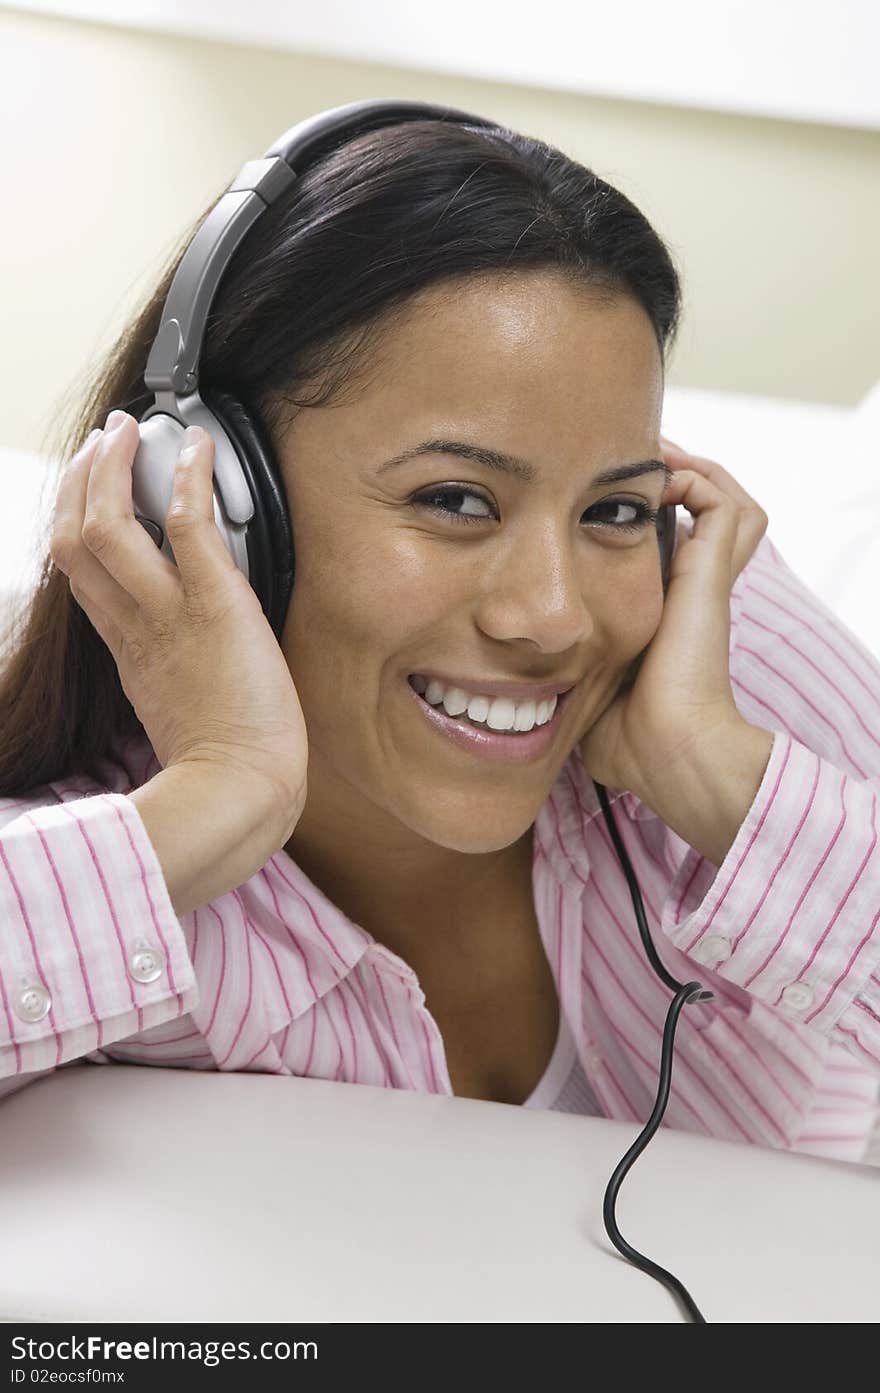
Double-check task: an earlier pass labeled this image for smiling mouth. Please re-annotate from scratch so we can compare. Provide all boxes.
[407,674,567,736]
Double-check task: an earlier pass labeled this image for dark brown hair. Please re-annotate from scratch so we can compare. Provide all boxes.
[0,117,682,796]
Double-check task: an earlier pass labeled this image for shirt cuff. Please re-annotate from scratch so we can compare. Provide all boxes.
[1,791,199,1078]
[658,730,880,1047]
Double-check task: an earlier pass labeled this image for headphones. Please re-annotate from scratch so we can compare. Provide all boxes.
[131,99,707,1322]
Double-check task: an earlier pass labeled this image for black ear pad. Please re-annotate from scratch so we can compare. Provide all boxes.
[199,386,295,643]
[657,501,677,593]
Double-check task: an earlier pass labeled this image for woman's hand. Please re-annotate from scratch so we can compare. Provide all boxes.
[577,435,769,801]
[50,412,309,829]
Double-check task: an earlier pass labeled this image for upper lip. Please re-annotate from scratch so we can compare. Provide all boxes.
[410,671,578,701]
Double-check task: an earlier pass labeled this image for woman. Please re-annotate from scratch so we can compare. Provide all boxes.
[1,112,878,1165]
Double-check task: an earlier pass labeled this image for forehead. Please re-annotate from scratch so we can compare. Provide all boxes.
[367,270,661,421]
[280,270,664,476]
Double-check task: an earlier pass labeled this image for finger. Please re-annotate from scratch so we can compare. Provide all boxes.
[163,426,243,599]
[50,425,143,627]
[50,429,103,546]
[81,413,181,613]
[51,430,132,590]
[660,435,765,517]
[665,467,766,584]
[663,468,739,581]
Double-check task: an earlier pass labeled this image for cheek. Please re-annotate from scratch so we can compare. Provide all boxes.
[602,558,665,649]
[282,516,449,706]
[610,566,665,691]
[637,584,665,643]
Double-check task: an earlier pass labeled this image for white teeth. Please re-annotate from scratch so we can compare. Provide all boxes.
[486,698,516,731]
[513,700,538,731]
[466,695,491,723]
[410,674,559,733]
[442,686,470,717]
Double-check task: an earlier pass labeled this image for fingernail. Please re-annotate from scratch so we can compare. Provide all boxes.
[106,410,127,430]
[182,426,205,448]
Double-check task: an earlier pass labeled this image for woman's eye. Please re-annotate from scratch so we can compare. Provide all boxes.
[589,498,659,533]
[411,486,659,534]
[411,486,494,524]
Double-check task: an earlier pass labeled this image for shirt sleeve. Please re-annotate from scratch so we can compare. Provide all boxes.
[657,534,880,1075]
[0,784,199,1103]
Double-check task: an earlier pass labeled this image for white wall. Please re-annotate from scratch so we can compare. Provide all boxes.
[7,0,880,130]
[1,4,879,461]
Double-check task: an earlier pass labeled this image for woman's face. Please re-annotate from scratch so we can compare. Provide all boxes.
[276,270,666,856]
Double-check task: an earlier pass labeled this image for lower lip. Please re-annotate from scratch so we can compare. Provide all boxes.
[405,678,574,764]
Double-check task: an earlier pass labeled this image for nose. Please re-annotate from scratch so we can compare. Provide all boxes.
[472,520,596,653]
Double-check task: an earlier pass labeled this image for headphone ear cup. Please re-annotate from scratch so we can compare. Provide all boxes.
[657,502,676,593]
[199,386,295,642]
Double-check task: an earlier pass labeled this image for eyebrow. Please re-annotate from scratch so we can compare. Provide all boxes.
[376,438,674,490]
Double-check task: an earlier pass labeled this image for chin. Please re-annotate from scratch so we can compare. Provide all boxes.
[428,829,527,856]
[405,801,536,857]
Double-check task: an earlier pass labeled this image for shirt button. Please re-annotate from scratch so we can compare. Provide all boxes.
[781,982,814,1011]
[15,982,51,1023]
[584,1047,603,1073]
[693,934,732,965]
[127,940,165,984]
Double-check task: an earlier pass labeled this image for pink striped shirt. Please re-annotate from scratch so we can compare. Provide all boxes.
[2,534,879,1163]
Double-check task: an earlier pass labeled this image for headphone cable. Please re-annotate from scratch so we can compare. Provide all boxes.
[594,779,715,1323]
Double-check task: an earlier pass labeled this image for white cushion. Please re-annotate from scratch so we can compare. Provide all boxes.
[659,380,880,659]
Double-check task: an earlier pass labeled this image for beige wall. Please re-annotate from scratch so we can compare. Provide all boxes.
[2,6,878,458]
